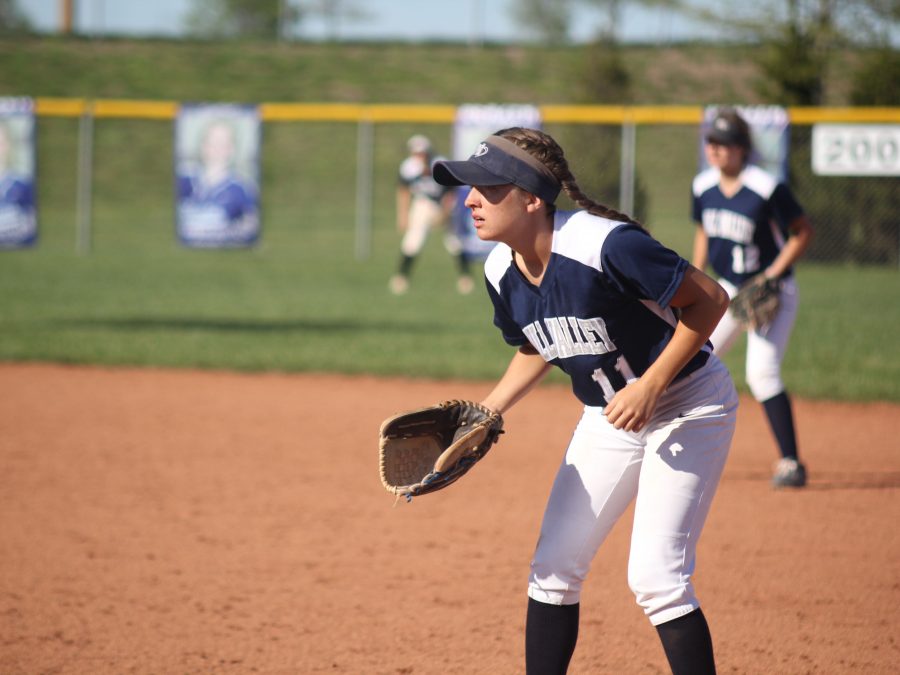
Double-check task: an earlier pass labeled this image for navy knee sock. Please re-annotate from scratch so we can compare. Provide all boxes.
[457,252,471,276]
[397,254,415,277]
[762,391,798,459]
[656,608,716,675]
[525,597,579,675]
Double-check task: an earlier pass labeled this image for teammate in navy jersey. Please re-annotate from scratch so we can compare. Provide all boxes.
[433,127,738,675]
[389,134,474,295]
[692,108,814,488]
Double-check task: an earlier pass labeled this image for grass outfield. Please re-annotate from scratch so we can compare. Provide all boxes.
[1,202,898,401]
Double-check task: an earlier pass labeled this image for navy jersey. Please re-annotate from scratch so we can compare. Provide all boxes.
[398,154,452,204]
[692,164,804,286]
[485,211,710,408]
[0,173,37,246]
[178,173,257,228]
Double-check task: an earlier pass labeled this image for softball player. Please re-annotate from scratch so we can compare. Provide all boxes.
[691,108,814,488]
[434,128,737,675]
[389,135,474,295]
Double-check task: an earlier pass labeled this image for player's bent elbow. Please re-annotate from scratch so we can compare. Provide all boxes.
[790,215,815,246]
[710,283,729,315]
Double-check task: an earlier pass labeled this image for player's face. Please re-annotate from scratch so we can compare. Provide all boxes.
[202,123,235,168]
[464,184,531,243]
[704,140,745,176]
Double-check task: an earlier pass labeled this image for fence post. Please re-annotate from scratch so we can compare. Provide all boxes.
[619,118,636,216]
[76,105,94,255]
[355,117,374,261]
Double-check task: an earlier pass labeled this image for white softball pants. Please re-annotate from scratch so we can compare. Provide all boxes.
[709,277,799,402]
[400,196,447,257]
[527,357,738,626]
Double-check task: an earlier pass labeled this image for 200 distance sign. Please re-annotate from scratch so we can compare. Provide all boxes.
[812,124,899,176]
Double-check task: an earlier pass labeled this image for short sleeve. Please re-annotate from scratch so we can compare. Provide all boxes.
[770,183,805,231]
[691,191,702,224]
[600,225,689,309]
[486,280,528,347]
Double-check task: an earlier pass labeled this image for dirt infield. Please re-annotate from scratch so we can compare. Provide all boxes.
[1,363,898,674]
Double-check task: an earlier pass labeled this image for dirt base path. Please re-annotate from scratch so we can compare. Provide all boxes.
[1,363,898,674]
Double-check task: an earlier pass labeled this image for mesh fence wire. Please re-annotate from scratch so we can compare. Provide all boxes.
[27,113,900,267]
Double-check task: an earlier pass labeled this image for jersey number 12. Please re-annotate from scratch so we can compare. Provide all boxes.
[732,244,760,274]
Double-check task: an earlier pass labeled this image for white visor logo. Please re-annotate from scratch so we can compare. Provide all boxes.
[473,142,489,157]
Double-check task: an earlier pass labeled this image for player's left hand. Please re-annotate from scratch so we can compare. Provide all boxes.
[603,380,661,433]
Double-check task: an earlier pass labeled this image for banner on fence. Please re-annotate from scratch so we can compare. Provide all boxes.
[174,104,261,248]
[811,124,900,176]
[0,97,37,249]
[451,104,543,259]
[698,105,790,183]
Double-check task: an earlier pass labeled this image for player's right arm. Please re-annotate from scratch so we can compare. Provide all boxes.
[691,225,709,272]
[481,344,551,415]
[604,264,728,432]
[396,185,411,231]
[763,213,814,280]
[439,189,456,224]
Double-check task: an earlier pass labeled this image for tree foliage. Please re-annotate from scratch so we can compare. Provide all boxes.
[510,0,573,44]
[186,0,287,38]
[668,0,898,105]
[851,47,900,105]
[0,0,31,34]
[186,0,369,40]
[510,0,682,43]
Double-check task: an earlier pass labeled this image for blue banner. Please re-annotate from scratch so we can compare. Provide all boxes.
[175,104,261,248]
[0,97,37,249]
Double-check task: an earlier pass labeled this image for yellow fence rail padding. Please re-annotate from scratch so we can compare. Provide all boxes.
[260,103,365,121]
[29,98,900,125]
[92,99,179,119]
[630,106,704,124]
[788,107,900,124]
[540,105,629,124]
[35,97,89,117]
[363,104,457,123]
[540,105,705,125]
[260,103,457,122]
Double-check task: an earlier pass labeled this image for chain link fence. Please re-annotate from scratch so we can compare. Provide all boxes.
[788,125,898,265]
[20,100,900,267]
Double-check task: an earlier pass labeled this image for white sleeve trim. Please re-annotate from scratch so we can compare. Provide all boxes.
[552,210,622,273]
[692,167,720,197]
[741,165,777,200]
[484,242,513,294]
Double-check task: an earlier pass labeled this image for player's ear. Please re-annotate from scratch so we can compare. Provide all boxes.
[523,191,545,214]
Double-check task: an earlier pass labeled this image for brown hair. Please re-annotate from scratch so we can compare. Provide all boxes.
[494,127,641,227]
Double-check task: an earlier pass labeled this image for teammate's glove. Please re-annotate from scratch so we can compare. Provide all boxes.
[379,400,504,501]
[730,273,782,330]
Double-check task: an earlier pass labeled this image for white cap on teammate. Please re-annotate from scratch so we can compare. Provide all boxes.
[407,134,432,154]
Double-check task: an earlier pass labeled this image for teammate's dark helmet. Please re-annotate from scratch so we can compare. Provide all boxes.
[705,108,752,151]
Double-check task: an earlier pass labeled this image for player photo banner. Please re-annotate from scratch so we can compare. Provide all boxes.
[452,104,542,259]
[699,105,790,183]
[175,104,261,248]
[0,97,37,249]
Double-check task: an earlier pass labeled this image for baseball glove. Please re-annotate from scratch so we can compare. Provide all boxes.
[379,400,504,501]
[730,273,782,330]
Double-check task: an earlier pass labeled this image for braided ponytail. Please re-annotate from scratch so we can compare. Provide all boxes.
[494,127,642,227]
